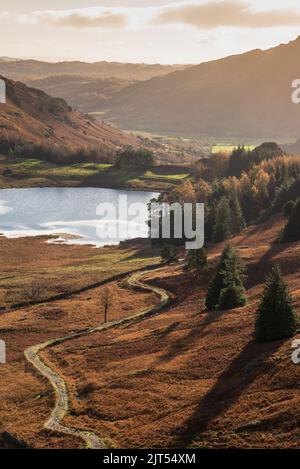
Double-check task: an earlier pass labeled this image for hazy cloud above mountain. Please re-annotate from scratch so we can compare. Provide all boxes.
[15,1,300,31]
[153,1,300,29]
[1,0,300,63]
[29,10,127,29]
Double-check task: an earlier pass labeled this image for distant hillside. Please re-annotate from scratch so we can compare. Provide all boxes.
[282,138,300,155]
[0,60,190,115]
[104,36,300,140]
[27,75,133,113]
[0,59,189,82]
[0,57,19,63]
[0,76,137,160]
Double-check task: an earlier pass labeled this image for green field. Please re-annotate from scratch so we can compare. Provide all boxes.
[142,170,189,181]
[211,144,256,154]
[0,155,190,191]
[3,158,111,179]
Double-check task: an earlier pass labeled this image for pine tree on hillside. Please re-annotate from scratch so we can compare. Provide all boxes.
[205,246,231,311]
[217,249,247,310]
[205,245,246,311]
[255,265,297,342]
[160,243,179,265]
[212,196,231,243]
[280,198,300,243]
[230,194,246,234]
[184,247,207,279]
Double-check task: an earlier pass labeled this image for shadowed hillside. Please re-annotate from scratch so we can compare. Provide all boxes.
[0,76,138,159]
[104,36,300,140]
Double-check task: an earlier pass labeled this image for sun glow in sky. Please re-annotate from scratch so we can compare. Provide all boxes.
[1,0,300,63]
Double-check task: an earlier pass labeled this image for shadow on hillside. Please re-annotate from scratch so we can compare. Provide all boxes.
[246,242,297,290]
[174,339,283,448]
[235,215,281,246]
[82,166,145,188]
[154,309,228,366]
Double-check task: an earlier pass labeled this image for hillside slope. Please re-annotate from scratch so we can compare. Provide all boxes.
[26,75,133,113]
[41,215,300,448]
[105,36,300,140]
[0,76,137,154]
[0,215,299,448]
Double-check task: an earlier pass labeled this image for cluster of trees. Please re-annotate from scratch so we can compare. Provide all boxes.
[152,152,300,247]
[211,194,246,242]
[185,243,297,342]
[227,142,284,177]
[193,142,285,181]
[162,240,298,342]
[0,134,114,164]
[115,147,155,170]
[157,142,299,345]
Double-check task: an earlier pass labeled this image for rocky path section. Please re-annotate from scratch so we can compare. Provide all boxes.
[24,267,171,449]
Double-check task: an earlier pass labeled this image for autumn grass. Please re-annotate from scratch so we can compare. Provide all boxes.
[0,235,160,309]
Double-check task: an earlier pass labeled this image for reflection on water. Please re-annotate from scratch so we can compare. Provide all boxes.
[0,187,158,247]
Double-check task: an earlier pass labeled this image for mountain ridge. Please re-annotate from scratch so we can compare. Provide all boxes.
[104,36,300,140]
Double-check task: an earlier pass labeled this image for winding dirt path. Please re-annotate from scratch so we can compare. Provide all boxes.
[24,267,171,449]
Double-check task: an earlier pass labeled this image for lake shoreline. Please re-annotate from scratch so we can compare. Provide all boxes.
[0,186,158,248]
[0,180,166,193]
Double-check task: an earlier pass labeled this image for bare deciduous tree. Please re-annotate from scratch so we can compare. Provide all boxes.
[25,281,44,303]
[101,288,111,323]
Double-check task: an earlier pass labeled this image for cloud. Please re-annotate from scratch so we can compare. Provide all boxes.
[24,9,127,29]
[0,11,9,20]
[152,0,300,29]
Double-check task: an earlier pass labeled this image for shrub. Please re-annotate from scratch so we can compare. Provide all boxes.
[184,247,207,278]
[161,244,179,265]
[283,200,296,218]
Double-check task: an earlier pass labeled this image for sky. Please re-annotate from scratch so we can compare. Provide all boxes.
[1,0,300,64]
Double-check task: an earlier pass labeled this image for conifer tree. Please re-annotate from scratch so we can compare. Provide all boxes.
[230,194,246,234]
[184,247,207,279]
[280,198,300,243]
[255,265,297,342]
[205,245,246,310]
[212,196,231,243]
[217,250,247,310]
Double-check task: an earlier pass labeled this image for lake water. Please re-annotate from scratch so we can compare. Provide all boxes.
[0,187,158,247]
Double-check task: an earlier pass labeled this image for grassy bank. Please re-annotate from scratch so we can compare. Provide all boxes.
[0,155,190,191]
